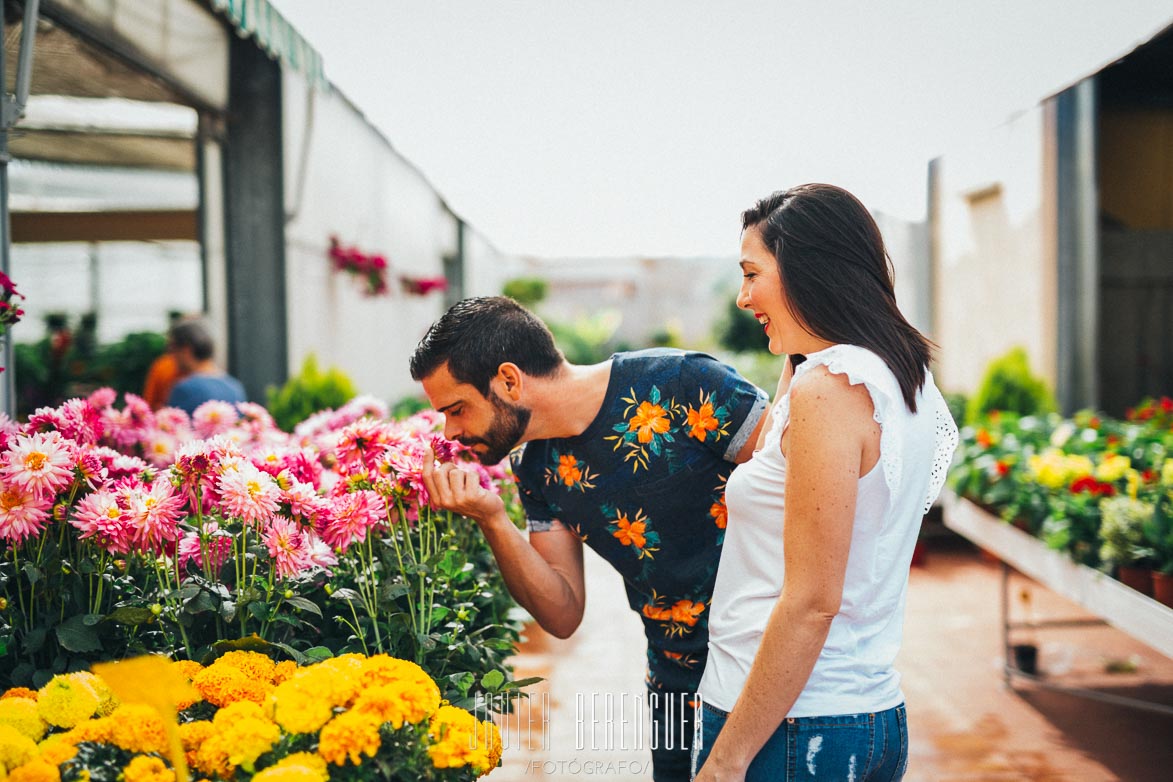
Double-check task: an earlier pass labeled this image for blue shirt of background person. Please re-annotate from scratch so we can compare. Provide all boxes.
[164,317,247,415]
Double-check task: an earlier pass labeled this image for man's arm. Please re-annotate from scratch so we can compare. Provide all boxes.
[422,451,587,638]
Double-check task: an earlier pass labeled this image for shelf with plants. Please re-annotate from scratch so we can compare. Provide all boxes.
[943,491,1173,659]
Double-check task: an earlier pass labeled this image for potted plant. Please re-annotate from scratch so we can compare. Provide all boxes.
[1142,495,1173,608]
[1099,495,1156,596]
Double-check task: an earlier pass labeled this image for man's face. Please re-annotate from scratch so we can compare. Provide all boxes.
[421,363,531,465]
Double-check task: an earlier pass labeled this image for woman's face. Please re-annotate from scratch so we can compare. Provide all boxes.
[736,226,794,356]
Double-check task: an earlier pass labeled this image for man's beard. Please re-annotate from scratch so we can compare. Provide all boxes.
[461,390,531,465]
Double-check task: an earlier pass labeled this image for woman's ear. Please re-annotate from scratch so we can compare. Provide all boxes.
[496,363,524,401]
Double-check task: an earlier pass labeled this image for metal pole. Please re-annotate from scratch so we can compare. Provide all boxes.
[0,0,41,417]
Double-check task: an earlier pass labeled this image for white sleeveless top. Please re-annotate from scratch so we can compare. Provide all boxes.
[698,344,957,717]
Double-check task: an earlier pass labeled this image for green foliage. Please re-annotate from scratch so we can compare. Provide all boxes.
[965,347,1056,424]
[1098,496,1154,568]
[502,277,548,307]
[716,296,771,354]
[266,355,358,432]
[546,311,622,365]
[391,395,431,418]
[14,315,166,416]
[944,391,968,429]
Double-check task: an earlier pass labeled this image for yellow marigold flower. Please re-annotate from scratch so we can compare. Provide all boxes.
[427,705,500,773]
[192,663,271,708]
[193,736,232,780]
[1095,453,1131,483]
[1027,450,1094,490]
[107,704,168,755]
[36,675,100,729]
[210,701,280,771]
[272,661,298,685]
[36,734,78,766]
[1,690,37,702]
[251,766,323,782]
[0,724,38,773]
[171,660,204,710]
[8,758,60,782]
[317,711,383,767]
[308,657,362,706]
[353,681,440,728]
[0,699,47,741]
[215,651,277,684]
[123,755,174,782]
[251,753,329,782]
[271,680,334,735]
[68,673,117,718]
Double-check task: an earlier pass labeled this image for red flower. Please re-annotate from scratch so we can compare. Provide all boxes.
[995,461,1011,477]
[976,429,992,448]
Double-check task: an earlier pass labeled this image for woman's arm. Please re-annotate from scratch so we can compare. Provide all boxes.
[695,367,879,781]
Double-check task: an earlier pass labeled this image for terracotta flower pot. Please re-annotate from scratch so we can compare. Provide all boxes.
[1152,572,1173,609]
[1117,565,1154,597]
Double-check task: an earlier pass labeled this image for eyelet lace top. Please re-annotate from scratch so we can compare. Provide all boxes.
[699,343,960,717]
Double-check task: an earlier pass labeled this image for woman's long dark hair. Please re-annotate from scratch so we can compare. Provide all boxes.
[743,183,932,412]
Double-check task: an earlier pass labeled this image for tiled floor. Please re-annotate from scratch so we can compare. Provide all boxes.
[492,533,1173,781]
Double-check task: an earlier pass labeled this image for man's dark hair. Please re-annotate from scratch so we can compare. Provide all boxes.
[410,296,564,396]
[169,319,215,362]
[743,183,932,412]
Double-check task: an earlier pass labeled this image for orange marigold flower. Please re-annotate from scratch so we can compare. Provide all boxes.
[272,660,298,684]
[178,720,215,771]
[192,663,271,707]
[215,651,277,683]
[687,402,719,442]
[9,758,60,782]
[628,401,670,444]
[123,755,174,782]
[1,689,37,702]
[107,704,169,754]
[317,710,383,766]
[36,734,78,766]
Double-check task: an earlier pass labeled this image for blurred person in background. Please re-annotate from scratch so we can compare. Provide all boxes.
[142,311,187,410]
[166,319,246,415]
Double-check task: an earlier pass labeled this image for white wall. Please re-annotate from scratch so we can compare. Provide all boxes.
[931,106,1055,394]
[281,72,458,404]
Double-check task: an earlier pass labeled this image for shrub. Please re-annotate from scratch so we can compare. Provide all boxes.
[715,296,771,354]
[965,347,1056,424]
[501,277,548,306]
[266,355,357,432]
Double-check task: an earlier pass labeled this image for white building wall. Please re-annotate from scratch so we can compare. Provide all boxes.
[931,106,1056,394]
[281,73,456,404]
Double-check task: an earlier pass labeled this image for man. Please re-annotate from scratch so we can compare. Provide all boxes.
[411,297,768,781]
[166,319,246,415]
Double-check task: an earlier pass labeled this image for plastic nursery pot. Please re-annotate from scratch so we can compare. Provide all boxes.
[1116,565,1155,598]
[1011,643,1039,676]
[1152,572,1173,609]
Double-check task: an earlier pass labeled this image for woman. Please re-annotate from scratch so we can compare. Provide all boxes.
[693,184,957,781]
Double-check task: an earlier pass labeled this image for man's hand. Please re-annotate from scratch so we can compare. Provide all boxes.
[421,447,506,523]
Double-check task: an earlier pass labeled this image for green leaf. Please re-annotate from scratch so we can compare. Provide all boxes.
[480,669,505,691]
[20,563,41,585]
[56,614,102,653]
[330,588,362,603]
[503,676,545,689]
[105,607,157,626]
[304,646,334,662]
[380,583,410,601]
[247,601,271,621]
[81,614,104,627]
[265,640,308,665]
[285,596,322,617]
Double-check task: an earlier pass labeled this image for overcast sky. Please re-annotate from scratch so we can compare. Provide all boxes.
[269,1,1171,258]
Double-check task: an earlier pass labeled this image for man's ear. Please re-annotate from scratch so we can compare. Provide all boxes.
[496,363,524,401]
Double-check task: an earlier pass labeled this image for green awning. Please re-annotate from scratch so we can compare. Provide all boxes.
[210,0,328,90]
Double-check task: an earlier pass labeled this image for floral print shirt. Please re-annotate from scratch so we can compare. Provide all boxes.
[511,349,769,693]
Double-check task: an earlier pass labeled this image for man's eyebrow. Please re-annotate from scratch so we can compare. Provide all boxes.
[436,400,462,414]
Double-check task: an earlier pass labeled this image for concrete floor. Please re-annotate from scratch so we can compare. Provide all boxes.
[490,533,1173,781]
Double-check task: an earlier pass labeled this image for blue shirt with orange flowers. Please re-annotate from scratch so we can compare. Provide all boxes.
[511,349,769,693]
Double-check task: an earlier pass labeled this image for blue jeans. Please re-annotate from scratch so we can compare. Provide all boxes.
[692,702,908,781]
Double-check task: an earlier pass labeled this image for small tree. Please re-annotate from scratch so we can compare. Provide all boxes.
[502,277,548,307]
[965,347,1057,424]
[716,296,770,354]
[266,354,358,432]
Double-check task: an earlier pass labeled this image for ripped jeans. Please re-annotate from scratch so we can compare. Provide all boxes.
[692,702,907,781]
